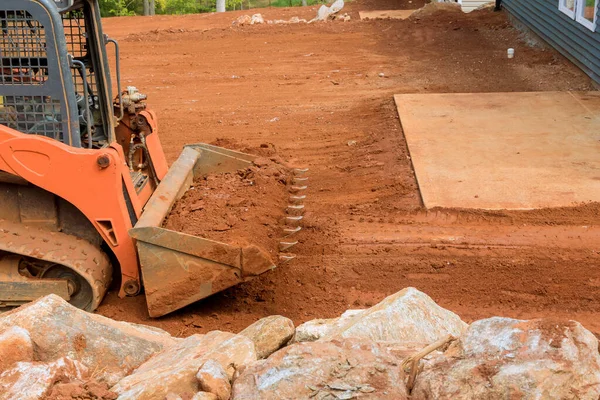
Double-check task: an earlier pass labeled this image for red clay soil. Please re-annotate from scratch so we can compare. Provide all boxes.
[44,379,117,400]
[97,2,600,337]
[163,152,290,259]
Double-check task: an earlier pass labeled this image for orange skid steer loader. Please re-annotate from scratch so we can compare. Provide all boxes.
[0,0,282,317]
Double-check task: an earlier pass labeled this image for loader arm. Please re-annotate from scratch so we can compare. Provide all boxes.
[0,123,143,300]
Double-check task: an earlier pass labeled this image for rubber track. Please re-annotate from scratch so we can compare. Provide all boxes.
[0,219,112,311]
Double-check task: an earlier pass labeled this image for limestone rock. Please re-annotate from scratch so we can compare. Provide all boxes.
[412,317,600,399]
[288,16,307,23]
[314,5,331,21]
[239,315,295,358]
[250,14,264,24]
[113,331,256,400]
[232,339,408,399]
[310,0,344,23]
[233,15,252,25]
[321,287,467,348]
[329,0,344,14]
[294,310,363,343]
[0,326,34,372]
[0,294,176,386]
[192,392,218,400]
[196,359,231,400]
[0,357,88,400]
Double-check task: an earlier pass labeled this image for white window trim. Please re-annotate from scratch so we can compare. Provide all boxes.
[575,0,598,31]
[559,0,599,31]
[559,0,576,19]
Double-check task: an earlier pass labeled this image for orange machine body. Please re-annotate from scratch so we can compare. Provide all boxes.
[0,112,168,297]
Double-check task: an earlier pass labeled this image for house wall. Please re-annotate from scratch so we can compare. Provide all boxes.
[503,0,600,83]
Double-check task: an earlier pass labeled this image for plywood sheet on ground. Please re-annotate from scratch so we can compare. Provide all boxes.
[359,10,415,20]
[394,91,600,210]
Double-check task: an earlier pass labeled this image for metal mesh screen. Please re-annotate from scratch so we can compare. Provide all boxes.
[0,95,62,136]
[0,11,48,85]
[0,10,63,141]
[62,11,97,104]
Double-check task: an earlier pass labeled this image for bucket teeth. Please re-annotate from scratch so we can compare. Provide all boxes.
[285,215,303,225]
[287,204,305,212]
[293,168,309,176]
[280,167,307,264]
[292,177,309,185]
[279,254,296,263]
[283,226,302,236]
[279,241,298,251]
[289,186,308,193]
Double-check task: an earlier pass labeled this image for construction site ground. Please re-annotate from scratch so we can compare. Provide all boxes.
[98,1,600,337]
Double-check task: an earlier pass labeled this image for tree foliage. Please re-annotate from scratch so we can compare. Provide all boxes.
[100,0,139,16]
[100,0,208,16]
[99,0,324,16]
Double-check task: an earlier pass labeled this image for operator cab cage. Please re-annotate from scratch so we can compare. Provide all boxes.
[0,0,114,148]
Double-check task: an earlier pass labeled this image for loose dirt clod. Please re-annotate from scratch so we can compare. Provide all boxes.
[163,154,290,259]
[44,379,117,400]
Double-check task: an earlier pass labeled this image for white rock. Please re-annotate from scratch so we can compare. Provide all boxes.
[239,315,295,359]
[250,14,264,24]
[196,359,231,400]
[329,0,344,13]
[232,339,408,399]
[309,0,344,23]
[294,310,363,342]
[288,16,307,23]
[321,287,467,347]
[192,392,218,400]
[412,317,600,399]
[314,5,331,21]
[0,326,34,372]
[233,15,252,25]
[0,294,176,386]
[113,331,256,400]
[0,357,88,400]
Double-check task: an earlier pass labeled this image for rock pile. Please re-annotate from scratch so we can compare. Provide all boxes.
[232,0,347,26]
[1,288,599,399]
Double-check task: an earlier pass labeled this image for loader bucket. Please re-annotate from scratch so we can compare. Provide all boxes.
[130,144,276,317]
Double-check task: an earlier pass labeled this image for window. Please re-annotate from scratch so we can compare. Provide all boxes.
[559,0,576,18]
[559,0,599,31]
[577,0,599,30]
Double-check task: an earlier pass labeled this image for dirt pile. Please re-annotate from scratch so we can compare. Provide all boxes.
[163,155,291,259]
[411,1,462,18]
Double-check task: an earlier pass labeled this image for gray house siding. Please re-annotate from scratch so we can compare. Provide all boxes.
[503,0,600,83]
